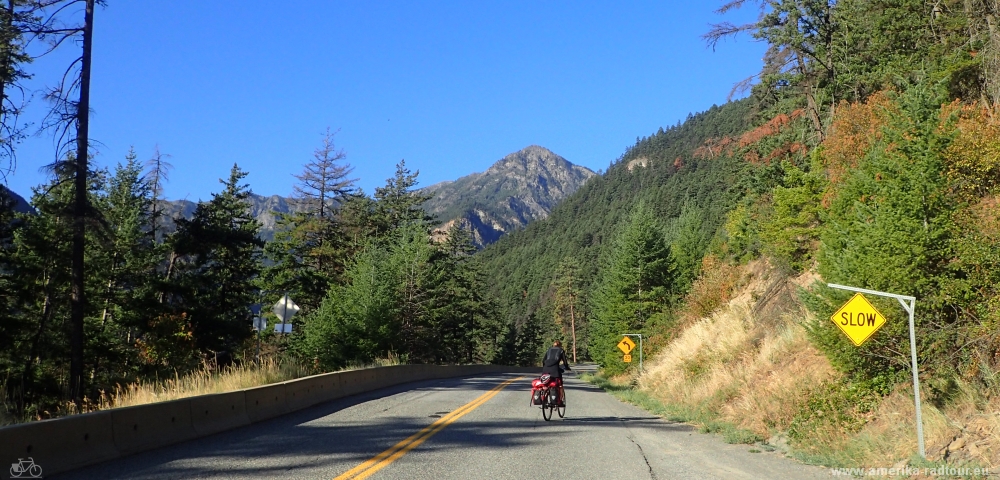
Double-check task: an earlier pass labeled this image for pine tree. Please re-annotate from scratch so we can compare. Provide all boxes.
[552,258,583,363]
[425,225,482,363]
[85,152,164,382]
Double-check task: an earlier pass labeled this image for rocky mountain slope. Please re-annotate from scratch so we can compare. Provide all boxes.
[421,145,596,247]
[156,194,311,241]
[136,145,596,245]
[0,185,34,214]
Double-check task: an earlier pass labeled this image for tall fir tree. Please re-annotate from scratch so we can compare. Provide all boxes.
[589,202,674,374]
[262,130,356,313]
[167,164,263,359]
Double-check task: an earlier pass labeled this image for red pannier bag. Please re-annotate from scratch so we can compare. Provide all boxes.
[530,374,551,405]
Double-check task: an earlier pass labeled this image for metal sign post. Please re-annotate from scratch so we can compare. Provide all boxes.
[249,304,263,364]
[620,334,643,372]
[828,283,924,458]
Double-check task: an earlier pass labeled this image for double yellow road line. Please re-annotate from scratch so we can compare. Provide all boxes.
[334,376,525,480]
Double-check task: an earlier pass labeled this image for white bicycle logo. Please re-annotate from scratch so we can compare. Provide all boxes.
[9,457,42,478]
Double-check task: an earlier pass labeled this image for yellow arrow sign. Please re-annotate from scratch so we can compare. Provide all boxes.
[830,293,887,346]
[617,337,635,354]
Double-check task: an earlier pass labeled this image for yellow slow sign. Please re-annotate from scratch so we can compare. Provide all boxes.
[830,293,887,346]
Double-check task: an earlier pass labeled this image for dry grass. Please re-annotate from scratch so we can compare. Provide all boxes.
[99,354,404,411]
[1,354,404,425]
[640,297,836,439]
[634,259,1000,470]
[96,357,312,410]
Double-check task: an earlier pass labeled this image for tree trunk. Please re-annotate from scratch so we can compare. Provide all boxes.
[159,251,178,304]
[21,274,53,412]
[0,0,13,124]
[69,0,95,408]
[569,300,577,363]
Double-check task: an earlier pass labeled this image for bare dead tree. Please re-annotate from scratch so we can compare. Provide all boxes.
[66,0,94,408]
[292,127,356,218]
[0,1,97,181]
[144,144,172,242]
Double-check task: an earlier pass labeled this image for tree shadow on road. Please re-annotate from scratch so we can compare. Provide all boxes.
[52,373,681,479]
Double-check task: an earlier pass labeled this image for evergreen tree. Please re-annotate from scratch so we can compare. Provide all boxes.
[552,258,583,363]
[667,204,707,292]
[811,87,960,383]
[298,237,401,369]
[167,164,263,358]
[372,160,433,236]
[262,130,356,313]
[589,202,674,374]
[425,225,483,363]
[86,151,164,383]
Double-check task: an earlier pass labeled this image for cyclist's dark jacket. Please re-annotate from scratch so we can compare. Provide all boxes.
[541,346,570,378]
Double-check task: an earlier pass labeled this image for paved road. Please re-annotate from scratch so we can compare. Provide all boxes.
[53,370,831,479]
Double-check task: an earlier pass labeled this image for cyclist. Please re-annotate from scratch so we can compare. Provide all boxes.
[541,340,571,406]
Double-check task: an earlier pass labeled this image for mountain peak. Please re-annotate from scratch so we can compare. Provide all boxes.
[487,145,574,175]
[422,146,596,247]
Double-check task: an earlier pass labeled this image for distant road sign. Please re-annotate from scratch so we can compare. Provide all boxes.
[617,337,636,354]
[623,354,632,363]
[272,295,300,323]
[274,323,292,333]
[831,293,887,346]
[253,316,266,331]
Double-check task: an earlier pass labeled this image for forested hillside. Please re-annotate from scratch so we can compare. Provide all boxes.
[479,0,1000,466]
[476,101,754,363]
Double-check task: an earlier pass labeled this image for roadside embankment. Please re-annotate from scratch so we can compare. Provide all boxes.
[595,260,1000,471]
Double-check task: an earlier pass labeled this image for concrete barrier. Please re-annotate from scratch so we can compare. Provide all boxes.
[337,368,376,397]
[244,383,288,423]
[190,391,251,437]
[0,410,117,475]
[371,366,407,390]
[0,364,533,477]
[111,398,197,455]
[284,372,342,411]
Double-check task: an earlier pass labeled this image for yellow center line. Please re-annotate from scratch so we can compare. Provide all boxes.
[334,376,525,480]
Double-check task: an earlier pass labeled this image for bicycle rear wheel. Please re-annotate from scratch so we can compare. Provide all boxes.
[541,388,553,421]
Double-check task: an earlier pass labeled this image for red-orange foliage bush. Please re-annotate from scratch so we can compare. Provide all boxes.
[821,92,895,197]
[943,103,1000,199]
[676,255,745,328]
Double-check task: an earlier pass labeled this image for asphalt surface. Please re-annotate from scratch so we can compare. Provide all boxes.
[53,368,832,479]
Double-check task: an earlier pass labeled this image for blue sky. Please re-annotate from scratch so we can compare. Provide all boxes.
[5,1,766,202]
